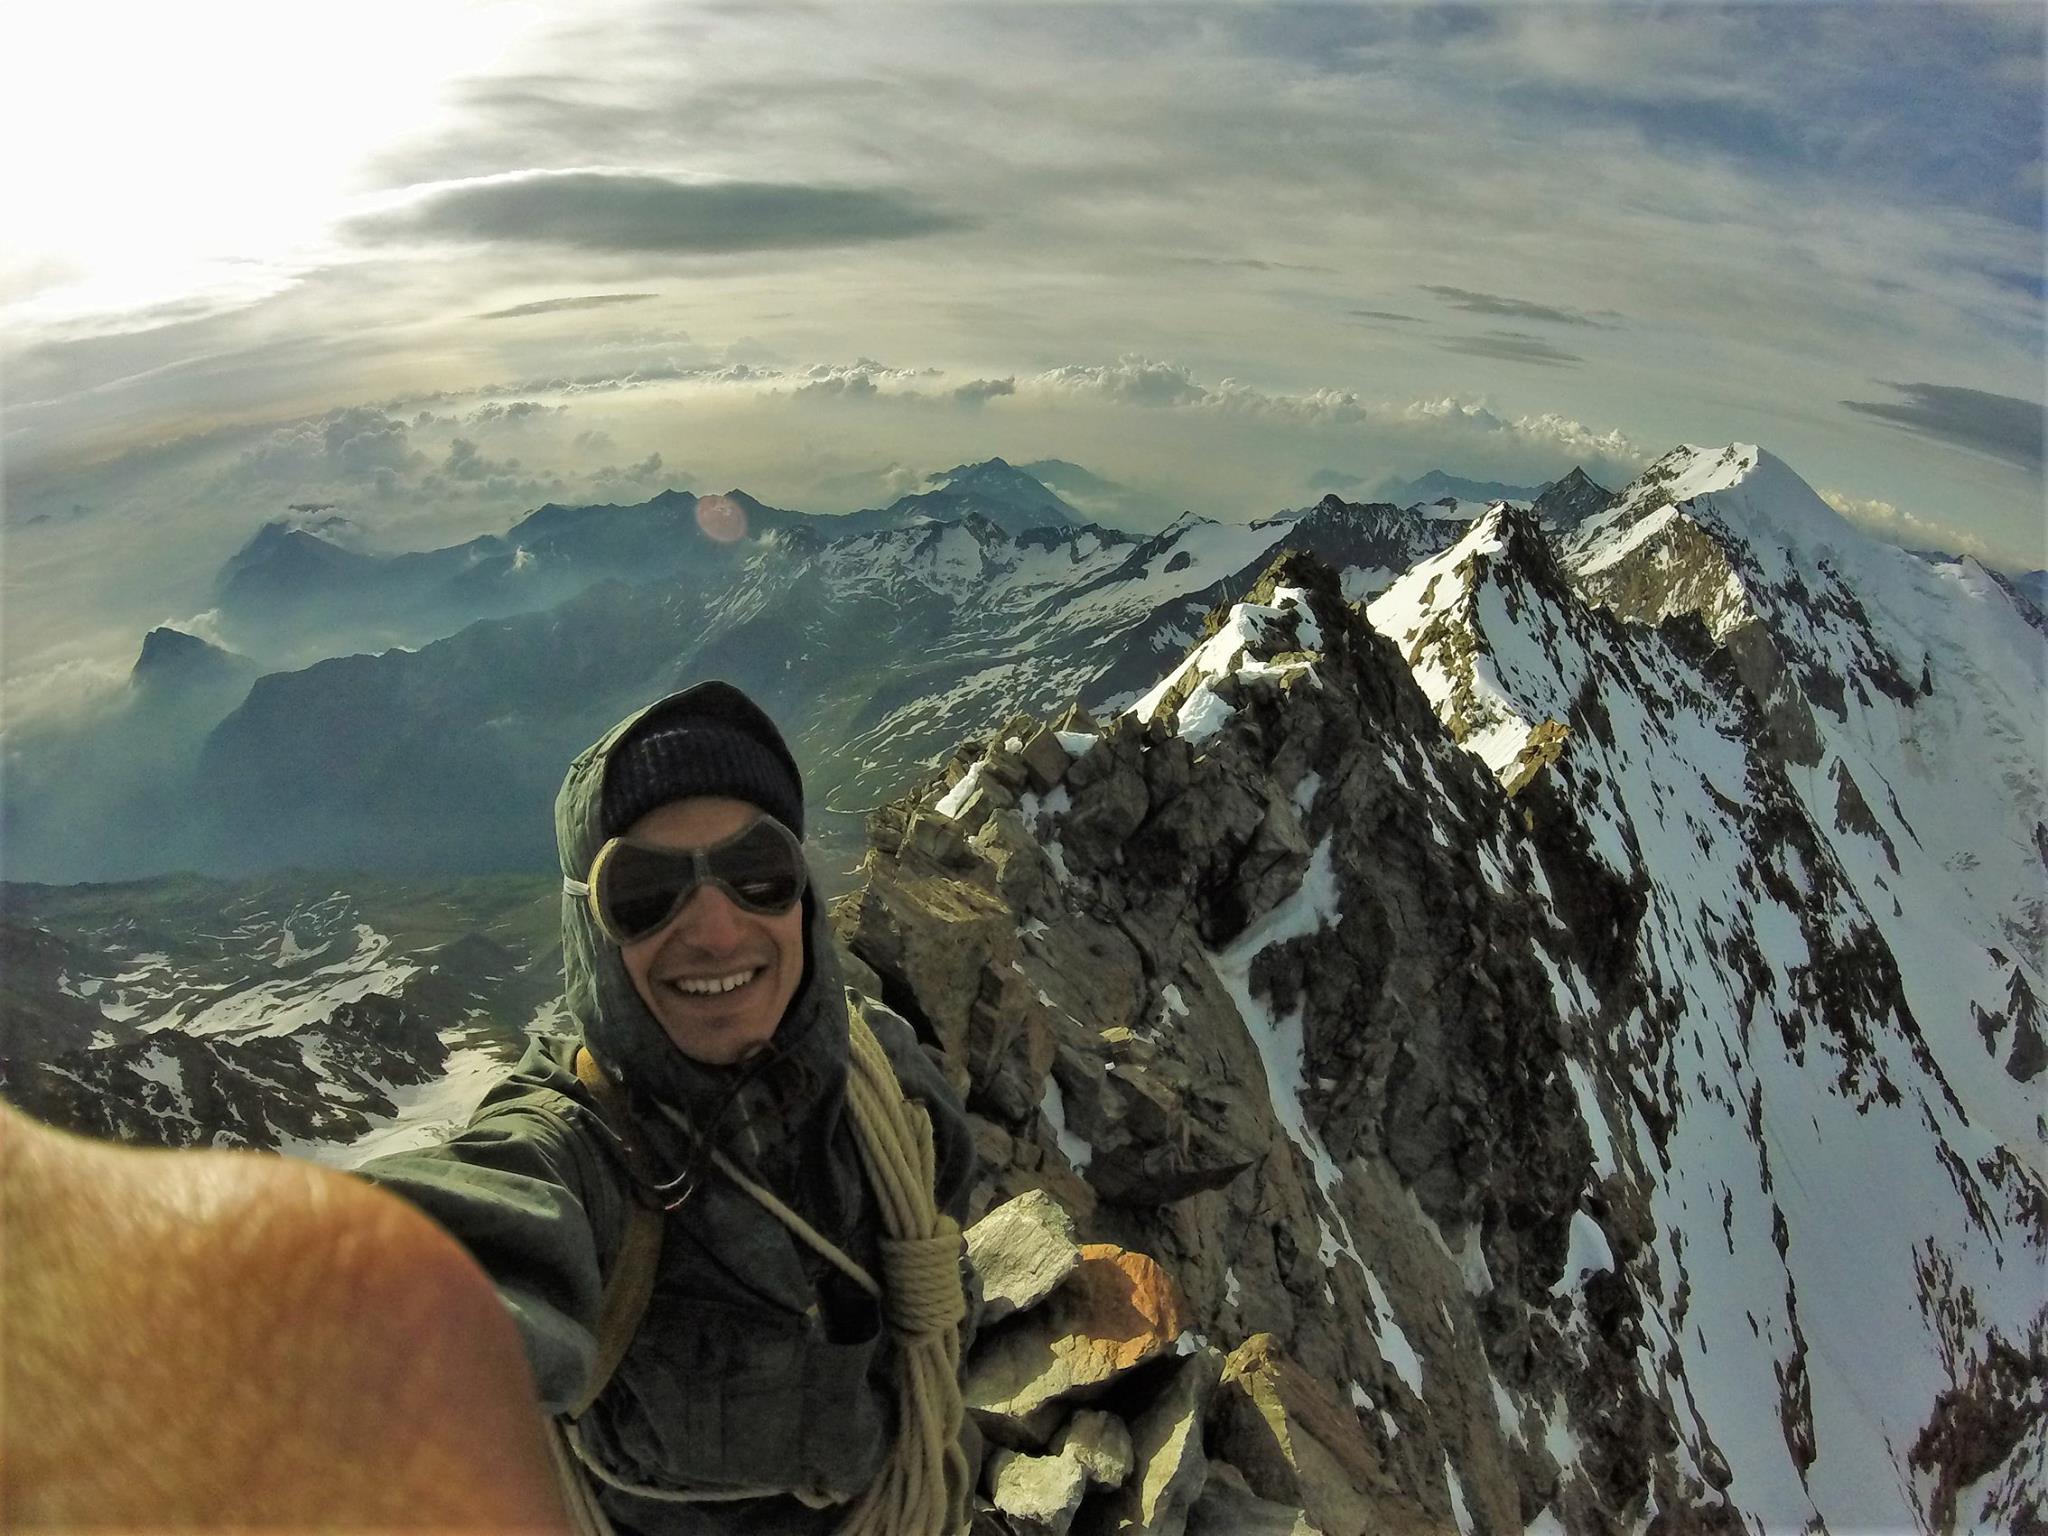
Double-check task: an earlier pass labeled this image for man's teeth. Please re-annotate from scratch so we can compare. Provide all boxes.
[669,969,759,996]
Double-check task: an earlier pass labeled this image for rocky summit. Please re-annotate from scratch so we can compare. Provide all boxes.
[2,443,2042,1533]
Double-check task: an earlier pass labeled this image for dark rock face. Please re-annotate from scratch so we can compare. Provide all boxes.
[1910,1330,2048,1535]
[1529,468,1618,534]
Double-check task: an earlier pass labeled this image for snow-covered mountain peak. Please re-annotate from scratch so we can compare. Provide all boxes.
[1562,443,2045,987]
[1367,504,1593,781]
[1129,569,1330,746]
[1664,444,1867,570]
[1576,444,1879,602]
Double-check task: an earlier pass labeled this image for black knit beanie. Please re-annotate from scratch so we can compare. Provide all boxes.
[601,683,805,839]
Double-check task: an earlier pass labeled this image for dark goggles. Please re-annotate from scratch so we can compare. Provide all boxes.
[564,817,808,946]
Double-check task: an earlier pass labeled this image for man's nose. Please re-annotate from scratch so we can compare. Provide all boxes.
[670,883,745,949]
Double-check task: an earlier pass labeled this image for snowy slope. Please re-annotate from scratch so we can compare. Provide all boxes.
[1368,494,2046,1531]
[1558,446,2046,1148]
[1,878,553,1156]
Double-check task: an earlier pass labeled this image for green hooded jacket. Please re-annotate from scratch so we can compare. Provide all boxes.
[357,686,977,1535]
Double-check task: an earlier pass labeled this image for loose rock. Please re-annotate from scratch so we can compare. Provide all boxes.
[1053,1408,1135,1489]
[1211,1334,1430,1536]
[964,1245,1191,1424]
[1082,1345,1224,1536]
[1186,1462,1325,1536]
[986,1447,1090,1535]
[968,1189,1084,1326]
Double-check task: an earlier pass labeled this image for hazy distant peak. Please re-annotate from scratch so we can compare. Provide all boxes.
[722,488,791,515]
[936,455,1014,476]
[1018,458,1112,490]
[234,519,336,556]
[929,456,1070,506]
[217,520,373,593]
[130,626,257,693]
[1377,467,1550,507]
[886,457,1083,536]
[134,626,227,669]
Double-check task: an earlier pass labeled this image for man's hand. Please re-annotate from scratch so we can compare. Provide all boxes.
[1,1102,572,1533]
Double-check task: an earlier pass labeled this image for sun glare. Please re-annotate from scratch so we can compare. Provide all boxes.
[1,1,551,329]
[695,494,749,544]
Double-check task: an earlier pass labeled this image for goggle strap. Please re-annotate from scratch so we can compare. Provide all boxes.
[583,840,631,942]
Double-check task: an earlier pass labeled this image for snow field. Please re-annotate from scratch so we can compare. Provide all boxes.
[1380,449,2047,1530]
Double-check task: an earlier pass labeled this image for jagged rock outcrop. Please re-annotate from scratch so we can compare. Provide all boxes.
[839,554,1635,1532]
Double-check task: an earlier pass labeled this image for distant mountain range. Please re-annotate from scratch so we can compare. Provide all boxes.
[208,459,1088,666]
[0,458,1620,885]
[1373,468,1551,505]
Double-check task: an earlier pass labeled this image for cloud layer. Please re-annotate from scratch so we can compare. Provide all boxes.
[3,0,2041,677]
[479,292,657,320]
[356,172,964,254]
[1439,332,1586,368]
[1841,383,2045,473]
[1421,287,1616,329]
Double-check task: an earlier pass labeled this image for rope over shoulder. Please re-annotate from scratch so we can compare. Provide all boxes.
[832,997,971,1536]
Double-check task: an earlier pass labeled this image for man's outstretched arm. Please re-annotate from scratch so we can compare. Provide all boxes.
[1,1102,573,1533]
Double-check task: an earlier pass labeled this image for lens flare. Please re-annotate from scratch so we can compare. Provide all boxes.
[695,494,748,544]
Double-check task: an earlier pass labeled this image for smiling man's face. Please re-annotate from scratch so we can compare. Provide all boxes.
[616,796,806,1066]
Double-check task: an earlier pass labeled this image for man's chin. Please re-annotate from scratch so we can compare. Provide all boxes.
[656,1002,778,1066]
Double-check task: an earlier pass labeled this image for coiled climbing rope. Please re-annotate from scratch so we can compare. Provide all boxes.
[830,1003,971,1536]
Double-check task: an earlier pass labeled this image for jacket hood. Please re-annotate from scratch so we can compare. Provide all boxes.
[555,683,848,1161]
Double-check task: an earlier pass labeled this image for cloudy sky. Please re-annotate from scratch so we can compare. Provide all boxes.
[3,0,2042,707]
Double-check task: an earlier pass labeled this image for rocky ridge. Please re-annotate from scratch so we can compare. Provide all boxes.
[837,557,1689,1533]
[837,528,2045,1532]
[1368,495,2046,1530]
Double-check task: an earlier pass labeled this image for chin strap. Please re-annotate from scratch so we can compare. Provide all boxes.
[563,1001,969,1536]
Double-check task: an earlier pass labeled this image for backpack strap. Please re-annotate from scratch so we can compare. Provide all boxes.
[567,1047,666,1422]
